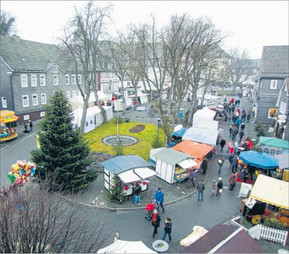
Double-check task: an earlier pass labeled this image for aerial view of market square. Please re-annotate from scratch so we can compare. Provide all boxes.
[0,1,288,253]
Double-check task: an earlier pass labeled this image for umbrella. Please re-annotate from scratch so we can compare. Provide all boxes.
[239,151,278,169]
[97,240,157,254]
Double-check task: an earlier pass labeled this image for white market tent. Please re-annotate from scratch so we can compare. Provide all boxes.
[193,119,219,130]
[71,106,113,133]
[192,107,216,124]
[249,174,289,209]
[97,240,157,254]
[182,127,218,147]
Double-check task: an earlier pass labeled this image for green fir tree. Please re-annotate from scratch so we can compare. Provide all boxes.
[31,91,95,193]
[106,174,124,203]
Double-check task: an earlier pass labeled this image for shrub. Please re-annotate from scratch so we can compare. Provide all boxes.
[124,118,130,123]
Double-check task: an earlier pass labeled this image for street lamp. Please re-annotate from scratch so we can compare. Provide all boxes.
[157,118,161,138]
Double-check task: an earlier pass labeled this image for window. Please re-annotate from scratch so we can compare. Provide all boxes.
[21,74,28,87]
[1,97,7,108]
[77,74,82,84]
[40,74,46,86]
[72,90,77,97]
[270,80,278,89]
[32,94,38,106]
[53,65,58,73]
[22,95,29,107]
[40,93,47,104]
[40,112,46,117]
[23,115,30,121]
[71,74,76,85]
[65,74,70,85]
[31,74,37,87]
[65,91,70,99]
[41,93,47,104]
[53,75,59,85]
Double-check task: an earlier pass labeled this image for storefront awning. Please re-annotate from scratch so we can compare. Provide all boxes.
[134,167,157,179]
[118,170,141,184]
[178,159,197,169]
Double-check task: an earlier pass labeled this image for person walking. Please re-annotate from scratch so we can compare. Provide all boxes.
[217,156,224,175]
[211,179,217,196]
[154,187,165,213]
[29,120,33,132]
[219,138,226,152]
[188,169,196,188]
[232,125,238,142]
[152,209,161,238]
[229,173,237,191]
[132,182,142,205]
[201,158,208,175]
[197,180,205,201]
[229,124,233,138]
[162,217,172,242]
[216,177,223,196]
[239,130,244,142]
[231,156,239,173]
[246,112,251,123]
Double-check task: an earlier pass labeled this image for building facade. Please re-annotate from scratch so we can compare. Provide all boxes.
[253,45,289,140]
[0,35,81,123]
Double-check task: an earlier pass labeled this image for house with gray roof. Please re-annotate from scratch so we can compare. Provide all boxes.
[253,45,289,140]
[0,35,82,123]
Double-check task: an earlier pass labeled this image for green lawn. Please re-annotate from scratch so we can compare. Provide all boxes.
[84,120,165,161]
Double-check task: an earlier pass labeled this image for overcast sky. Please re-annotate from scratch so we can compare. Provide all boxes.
[2,1,288,59]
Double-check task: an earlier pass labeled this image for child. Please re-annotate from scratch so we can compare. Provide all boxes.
[162,217,172,241]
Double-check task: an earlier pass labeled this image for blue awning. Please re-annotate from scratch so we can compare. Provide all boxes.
[172,127,186,137]
[239,151,278,169]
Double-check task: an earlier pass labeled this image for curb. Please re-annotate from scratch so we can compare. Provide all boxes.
[61,162,211,211]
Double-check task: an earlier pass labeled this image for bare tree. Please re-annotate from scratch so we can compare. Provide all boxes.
[224,48,255,94]
[0,11,16,36]
[132,15,222,144]
[0,183,107,253]
[60,1,112,133]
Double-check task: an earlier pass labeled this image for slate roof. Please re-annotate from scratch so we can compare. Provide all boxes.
[260,45,289,78]
[101,155,153,174]
[0,35,70,72]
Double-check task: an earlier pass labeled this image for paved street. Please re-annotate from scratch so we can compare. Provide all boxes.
[0,96,283,253]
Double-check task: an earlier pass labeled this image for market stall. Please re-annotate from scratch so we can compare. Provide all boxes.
[192,107,216,124]
[242,174,289,227]
[153,148,197,184]
[173,140,214,163]
[182,127,218,147]
[101,155,157,196]
[275,152,289,181]
[258,136,289,157]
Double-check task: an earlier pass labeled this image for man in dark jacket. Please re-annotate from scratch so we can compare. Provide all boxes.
[220,138,226,152]
[162,217,172,241]
[132,182,142,205]
[217,156,224,175]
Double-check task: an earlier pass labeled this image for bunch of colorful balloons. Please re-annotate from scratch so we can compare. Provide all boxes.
[7,160,36,187]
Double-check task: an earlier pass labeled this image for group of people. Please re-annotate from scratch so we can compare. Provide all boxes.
[132,185,172,241]
[23,120,33,133]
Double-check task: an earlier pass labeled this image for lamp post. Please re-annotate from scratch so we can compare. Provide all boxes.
[157,118,161,138]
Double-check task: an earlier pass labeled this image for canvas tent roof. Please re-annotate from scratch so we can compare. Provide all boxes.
[182,224,262,253]
[249,174,289,209]
[153,148,191,165]
[101,155,153,174]
[173,140,214,161]
[172,127,187,137]
[182,127,218,146]
[275,152,289,169]
[193,107,216,123]
[97,240,156,254]
[258,136,289,149]
[193,120,219,130]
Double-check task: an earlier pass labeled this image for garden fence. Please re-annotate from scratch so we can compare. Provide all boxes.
[248,224,288,246]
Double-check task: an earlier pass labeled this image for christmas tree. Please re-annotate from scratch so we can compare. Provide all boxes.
[106,175,124,203]
[31,91,96,193]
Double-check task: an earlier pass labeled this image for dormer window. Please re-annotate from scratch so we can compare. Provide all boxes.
[270,80,278,90]
[53,65,58,73]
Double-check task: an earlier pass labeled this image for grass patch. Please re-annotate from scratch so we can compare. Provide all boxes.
[84,119,165,160]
